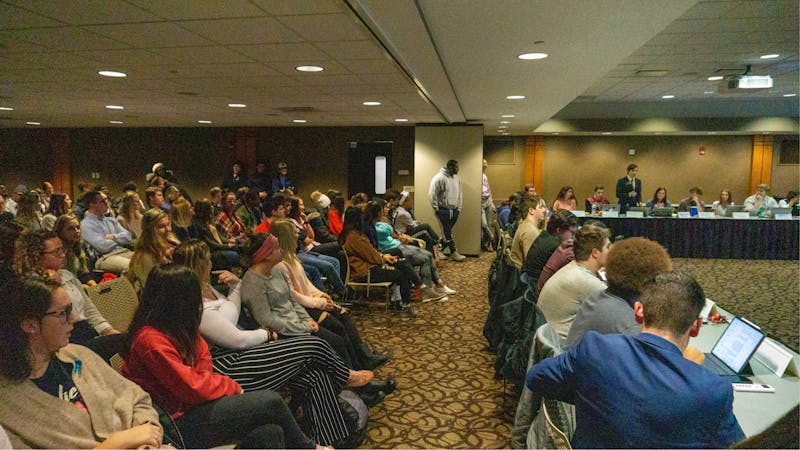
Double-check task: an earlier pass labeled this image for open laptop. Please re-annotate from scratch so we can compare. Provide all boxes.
[724,205,746,217]
[651,207,674,217]
[702,316,765,383]
[627,206,649,217]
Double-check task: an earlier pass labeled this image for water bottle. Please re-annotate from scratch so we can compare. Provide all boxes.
[591,204,597,216]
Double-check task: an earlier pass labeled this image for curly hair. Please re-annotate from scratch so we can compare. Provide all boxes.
[605,237,672,299]
[14,230,58,277]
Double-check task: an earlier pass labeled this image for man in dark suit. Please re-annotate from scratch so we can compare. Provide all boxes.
[615,163,641,213]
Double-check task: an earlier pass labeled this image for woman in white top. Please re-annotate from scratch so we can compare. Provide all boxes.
[173,239,369,446]
[711,189,734,216]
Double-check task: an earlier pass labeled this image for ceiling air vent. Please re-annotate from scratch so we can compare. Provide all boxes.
[574,95,597,102]
[635,69,669,77]
[274,106,315,113]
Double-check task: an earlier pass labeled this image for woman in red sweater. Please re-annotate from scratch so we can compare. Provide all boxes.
[122,264,324,449]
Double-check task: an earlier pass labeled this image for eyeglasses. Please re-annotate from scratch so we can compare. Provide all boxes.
[43,304,73,323]
[43,246,66,256]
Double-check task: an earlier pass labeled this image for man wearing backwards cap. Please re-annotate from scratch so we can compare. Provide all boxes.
[272,161,297,195]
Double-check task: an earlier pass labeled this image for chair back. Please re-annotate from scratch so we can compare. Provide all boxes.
[85,277,138,331]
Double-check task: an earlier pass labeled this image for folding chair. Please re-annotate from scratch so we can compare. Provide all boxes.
[342,249,393,308]
[85,276,139,331]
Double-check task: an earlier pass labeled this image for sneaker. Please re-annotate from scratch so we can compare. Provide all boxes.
[435,295,450,303]
[436,285,457,295]
[450,251,467,262]
[399,303,416,317]
[420,286,446,303]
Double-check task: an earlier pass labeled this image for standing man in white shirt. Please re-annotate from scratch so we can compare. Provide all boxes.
[480,159,496,252]
[80,191,134,273]
[429,159,466,262]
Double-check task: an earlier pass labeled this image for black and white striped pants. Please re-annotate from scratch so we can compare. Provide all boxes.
[211,334,351,445]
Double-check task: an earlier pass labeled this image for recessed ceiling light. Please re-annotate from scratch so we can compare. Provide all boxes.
[292,119,306,123]
[295,65,324,72]
[395,118,409,122]
[602,132,612,135]
[105,105,124,110]
[760,54,780,59]
[500,121,510,124]
[707,131,716,135]
[518,52,548,60]
[784,93,797,97]
[501,114,515,118]
[551,132,559,135]
[708,76,724,81]
[362,101,381,106]
[506,95,525,100]
[704,91,715,94]
[228,103,246,108]
[0,107,13,111]
[499,125,508,129]
[662,95,675,99]
[198,120,212,124]
[26,121,40,125]
[109,120,124,124]
[98,70,127,78]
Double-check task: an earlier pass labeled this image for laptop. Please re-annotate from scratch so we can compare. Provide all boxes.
[724,205,746,217]
[627,206,649,217]
[769,207,792,218]
[702,316,765,382]
[651,207,674,217]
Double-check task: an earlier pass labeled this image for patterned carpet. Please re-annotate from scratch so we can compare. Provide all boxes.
[351,253,799,449]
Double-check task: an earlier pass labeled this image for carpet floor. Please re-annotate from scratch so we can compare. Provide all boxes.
[350,252,799,448]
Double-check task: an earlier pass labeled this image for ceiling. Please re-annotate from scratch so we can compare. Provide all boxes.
[0,0,797,134]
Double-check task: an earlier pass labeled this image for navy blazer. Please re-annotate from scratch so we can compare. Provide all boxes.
[526,331,745,448]
[616,176,642,209]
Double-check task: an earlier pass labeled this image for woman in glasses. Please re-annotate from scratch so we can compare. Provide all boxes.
[14,230,122,359]
[0,275,163,449]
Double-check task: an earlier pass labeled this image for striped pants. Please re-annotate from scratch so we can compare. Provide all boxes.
[211,335,351,445]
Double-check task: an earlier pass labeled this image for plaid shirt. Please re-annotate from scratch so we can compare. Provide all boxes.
[215,210,244,239]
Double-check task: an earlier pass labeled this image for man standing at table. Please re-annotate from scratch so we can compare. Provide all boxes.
[527,271,745,448]
[429,159,466,261]
[615,163,641,213]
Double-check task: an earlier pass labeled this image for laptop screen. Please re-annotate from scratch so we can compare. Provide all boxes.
[710,317,765,373]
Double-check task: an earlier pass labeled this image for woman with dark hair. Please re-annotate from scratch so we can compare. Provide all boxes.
[340,206,418,315]
[712,189,734,216]
[0,221,23,279]
[645,187,671,211]
[0,275,163,449]
[552,185,577,212]
[271,220,393,370]
[14,230,122,358]
[41,193,72,231]
[172,239,363,446]
[13,191,43,231]
[189,198,239,270]
[122,264,327,449]
[127,208,178,293]
[54,214,94,284]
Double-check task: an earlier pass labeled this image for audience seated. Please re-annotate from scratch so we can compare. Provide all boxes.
[15,230,124,360]
[13,191,43,231]
[0,275,164,449]
[172,239,365,446]
[54,214,95,284]
[80,191,133,273]
[272,161,297,195]
[522,209,578,294]
[567,236,672,347]
[190,198,239,270]
[392,191,441,257]
[527,271,745,448]
[169,196,193,242]
[744,183,779,212]
[288,196,347,295]
[308,190,337,243]
[122,264,323,449]
[221,160,248,193]
[509,196,547,271]
[116,191,144,239]
[235,189,264,230]
[536,223,610,341]
[41,192,71,231]
[144,186,166,212]
[215,191,245,240]
[327,190,345,236]
[127,209,178,293]
[4,184,25,215]
[552,185,577,212]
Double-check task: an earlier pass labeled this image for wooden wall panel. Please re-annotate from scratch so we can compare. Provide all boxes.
[525,135,544,193]
[749,135,773,193]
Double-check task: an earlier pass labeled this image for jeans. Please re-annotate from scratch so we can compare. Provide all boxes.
[298,252,345,295]
[435,208,460,253]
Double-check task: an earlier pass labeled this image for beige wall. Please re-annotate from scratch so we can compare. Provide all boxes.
[483,136,527,203]
[770,136,800,196]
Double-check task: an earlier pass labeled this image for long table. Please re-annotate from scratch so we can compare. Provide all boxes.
[691,309,799,437]
[578,216,799,260]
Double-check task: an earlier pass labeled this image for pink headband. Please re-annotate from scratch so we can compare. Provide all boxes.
[251,234,279,265]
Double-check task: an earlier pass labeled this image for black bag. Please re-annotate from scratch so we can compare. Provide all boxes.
[333,390,368,449]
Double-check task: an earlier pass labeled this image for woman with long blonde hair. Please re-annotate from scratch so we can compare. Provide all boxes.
[127,208,178,292]
[169,196,193,241]
[117,191,143,239]
[271,219,392,371]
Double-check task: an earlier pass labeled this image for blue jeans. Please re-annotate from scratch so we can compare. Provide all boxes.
[298,252,345,294]
[435,208,460,253]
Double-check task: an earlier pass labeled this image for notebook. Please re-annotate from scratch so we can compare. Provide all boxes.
[703,316,765,382]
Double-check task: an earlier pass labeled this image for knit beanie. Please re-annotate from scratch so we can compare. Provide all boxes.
[311,190,331,209]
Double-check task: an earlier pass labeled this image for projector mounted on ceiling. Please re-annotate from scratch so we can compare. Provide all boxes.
[725,64,773,90]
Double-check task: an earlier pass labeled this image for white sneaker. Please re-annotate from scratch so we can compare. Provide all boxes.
[420,287,446,303]
[436,285,457,295]
[436,295,450,303]
[450,251,467,262]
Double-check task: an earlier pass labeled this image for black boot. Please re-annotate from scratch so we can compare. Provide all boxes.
[361,350,393,370]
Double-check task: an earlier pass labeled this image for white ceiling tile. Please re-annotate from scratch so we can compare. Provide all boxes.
[4,27,130,51]
[0,3,63,29]
[277,13,367,42]
[177,17,303,45]
[339,59,399,74]
[153,46,255,64]
[76,49,174,66]
[194,63,282,78]
[126,0,267,20]
[87,22,212,47]
[250,0,344,16]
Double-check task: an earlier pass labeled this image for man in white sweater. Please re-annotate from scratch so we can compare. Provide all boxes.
[428,159,466,261]
[537,223,610,341]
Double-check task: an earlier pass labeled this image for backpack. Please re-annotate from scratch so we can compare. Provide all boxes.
[333,390,369,449]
